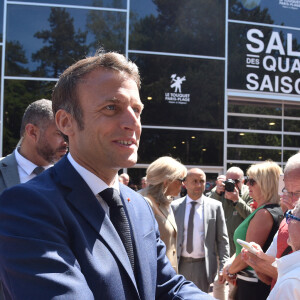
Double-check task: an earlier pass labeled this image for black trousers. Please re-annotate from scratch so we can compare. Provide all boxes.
[236,278,270,300]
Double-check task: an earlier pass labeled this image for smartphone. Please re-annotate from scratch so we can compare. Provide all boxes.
[278,174,284,196]
[237,239,258,255]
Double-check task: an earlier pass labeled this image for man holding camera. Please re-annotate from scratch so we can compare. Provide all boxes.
[209,167,252,300]
[209,167,252,256]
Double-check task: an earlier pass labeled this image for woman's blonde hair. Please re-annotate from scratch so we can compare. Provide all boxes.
[247,160,282,204]
[145,156,187,204]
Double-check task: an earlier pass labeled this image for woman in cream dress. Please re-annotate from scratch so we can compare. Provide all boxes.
[141,156,187,273]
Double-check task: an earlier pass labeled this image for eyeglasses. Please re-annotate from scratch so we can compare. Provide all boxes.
[282,188,300,199]
[177,177,186,183]
[286,209,300,224]
[245,176,256,186]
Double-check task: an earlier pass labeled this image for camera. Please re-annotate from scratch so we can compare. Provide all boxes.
[223,179,236,192]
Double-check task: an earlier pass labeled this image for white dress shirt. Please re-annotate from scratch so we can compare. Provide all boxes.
[67,153,119,215]
[14,148,51,183]
[181,195,205,258]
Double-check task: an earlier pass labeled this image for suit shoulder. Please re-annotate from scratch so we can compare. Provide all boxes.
[0,152,16,166]
[171,196,186,207]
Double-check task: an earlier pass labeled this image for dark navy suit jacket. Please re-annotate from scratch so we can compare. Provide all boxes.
[0,156,214,300]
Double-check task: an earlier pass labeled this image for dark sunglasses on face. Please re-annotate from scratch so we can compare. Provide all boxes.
[245,176,256,186]
[286,209,300,224]
[177,177,186,183]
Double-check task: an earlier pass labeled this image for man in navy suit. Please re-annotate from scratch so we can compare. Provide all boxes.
[0,51,215,299]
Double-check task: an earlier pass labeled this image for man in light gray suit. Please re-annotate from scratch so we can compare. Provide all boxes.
[0,99,68,194]
[172,168,229,293]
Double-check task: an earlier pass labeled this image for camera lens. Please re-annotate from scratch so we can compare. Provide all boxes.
[224,179,235,192]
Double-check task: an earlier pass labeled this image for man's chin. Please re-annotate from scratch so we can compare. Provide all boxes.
[122,155,138,168]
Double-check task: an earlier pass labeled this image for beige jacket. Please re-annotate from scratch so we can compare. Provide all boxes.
[145,195,178,273]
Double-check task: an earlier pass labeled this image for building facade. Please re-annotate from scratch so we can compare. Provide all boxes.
[0,0,300,185]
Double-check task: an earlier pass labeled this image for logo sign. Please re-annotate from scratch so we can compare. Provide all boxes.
[279,0,300,10]
[245,28,300,95]
[165,74,190,104]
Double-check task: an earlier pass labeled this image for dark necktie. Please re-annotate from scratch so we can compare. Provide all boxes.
[32,166,45,175]
[99,188,135,272]
[187,201,197,254]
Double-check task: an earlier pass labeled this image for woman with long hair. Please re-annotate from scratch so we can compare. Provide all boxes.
[223,160,283,300]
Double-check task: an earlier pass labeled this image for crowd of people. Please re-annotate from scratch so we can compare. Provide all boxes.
[0,51,299,300]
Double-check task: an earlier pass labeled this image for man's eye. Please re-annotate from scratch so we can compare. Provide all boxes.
[133,107,141,114]
[105,105,116,111]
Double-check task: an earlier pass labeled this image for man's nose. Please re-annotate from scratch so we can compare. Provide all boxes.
[121,107,140,130]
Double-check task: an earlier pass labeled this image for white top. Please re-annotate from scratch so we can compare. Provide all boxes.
[266,231,278,257]
[67,153,119,215]
[267,250,300,300]
[181,195,205,258]
[14,148,51,183]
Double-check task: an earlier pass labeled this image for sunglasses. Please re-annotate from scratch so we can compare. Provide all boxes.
[177,177,186,183]
[286,209,300,224]
[245,176,256,186]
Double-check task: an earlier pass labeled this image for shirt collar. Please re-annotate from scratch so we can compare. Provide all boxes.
[67,153,119,196]
[186,194,204,205]
[14,148,51,175]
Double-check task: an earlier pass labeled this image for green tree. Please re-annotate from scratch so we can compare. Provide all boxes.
[32,7,88,77]
[5,41,29,76]
[86,0,126,53]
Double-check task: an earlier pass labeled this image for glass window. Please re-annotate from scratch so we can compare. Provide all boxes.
[229,0,300,28]
[227,162,251,174]
[285,104,300,117]
[227,147,281,162]
[0,1,3,42]
[284,135,300,148]
[10,0,126,9]
[228,132,281,147]
[228,23,300,96]
[284,120,300,132]
[6,5,126,77]
[228,116,281,131]
[228,100,282,116]
[130,0,225,57]
[130,54,224,128]
[3,80,55,156]
[284,150,299,162]
[138,129,224,166]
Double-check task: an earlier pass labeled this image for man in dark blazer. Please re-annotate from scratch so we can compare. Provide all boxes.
[172,168,230,293]
[0,99,68,194]
[0,52,214,299]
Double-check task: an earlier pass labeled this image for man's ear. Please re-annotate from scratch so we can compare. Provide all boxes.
[24,123,39,142]
[55,109,75,137]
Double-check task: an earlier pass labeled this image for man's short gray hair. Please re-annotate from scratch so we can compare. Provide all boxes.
[20,99,54,137]
[226,166,244,178]
[284,152,300,175]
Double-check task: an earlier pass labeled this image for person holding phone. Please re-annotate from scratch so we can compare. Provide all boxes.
[223,161,283,300]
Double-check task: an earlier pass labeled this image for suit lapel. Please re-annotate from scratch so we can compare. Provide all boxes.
[53,157,138,291]
[0,153,20,188]
[174,197,187,238]
[203,197,209,238]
